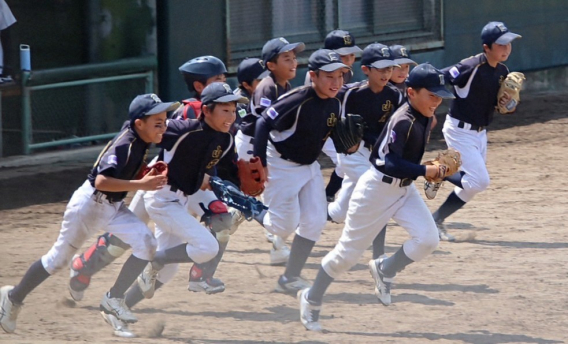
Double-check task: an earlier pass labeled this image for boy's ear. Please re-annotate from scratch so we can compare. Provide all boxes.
[193,81,206,94]
[266,60,276,72]
[407,86,416,99]
[361,65,371,75]
[482,43,491,53]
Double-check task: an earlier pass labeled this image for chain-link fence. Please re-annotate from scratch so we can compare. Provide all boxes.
[226,0,443,68]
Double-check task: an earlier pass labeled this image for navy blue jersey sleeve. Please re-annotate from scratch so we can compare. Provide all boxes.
[158,119,192,151]
[97,142,130,178]
[442,56,480,88]
[382,120,425,179]
[261,93,301,131]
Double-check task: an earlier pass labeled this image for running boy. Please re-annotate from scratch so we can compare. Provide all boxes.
[298,64,455,331]
[253,49,353,294]
[0,94,178,333]
[425,21,521,241]
[236,37,305,265]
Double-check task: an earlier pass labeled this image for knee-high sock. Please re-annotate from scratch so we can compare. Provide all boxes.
[445,171,465,189]
[381,246,414,277]
[433,191,466,223]
[192,240,228,280]
[153,243,193,269]
[284,234,315,279]
[9,260,50,304]
[325,170,343,198]
[307,266,334,305]
[108,254,147,299]
[372,225,387,259]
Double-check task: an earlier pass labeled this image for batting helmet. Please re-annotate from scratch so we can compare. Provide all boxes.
[179,56,227,77]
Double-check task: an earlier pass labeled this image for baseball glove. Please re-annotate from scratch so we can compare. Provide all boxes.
[497,72,525,114]
[332,113,365,154]
[138,161,168,179]
[237,156,266,197]
[424,149,461,183]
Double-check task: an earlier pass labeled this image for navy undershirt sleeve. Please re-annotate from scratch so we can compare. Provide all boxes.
[384,152,426,179]
[253,116,271,166]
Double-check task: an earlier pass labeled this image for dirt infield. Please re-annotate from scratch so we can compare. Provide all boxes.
[0,91,567,343]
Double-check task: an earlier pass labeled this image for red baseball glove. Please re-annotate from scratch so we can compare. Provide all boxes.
[237,156,267,197]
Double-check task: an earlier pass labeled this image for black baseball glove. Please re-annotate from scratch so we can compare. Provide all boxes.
[331,114,365,154]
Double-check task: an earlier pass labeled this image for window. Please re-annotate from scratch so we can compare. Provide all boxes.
[226,0,443,68]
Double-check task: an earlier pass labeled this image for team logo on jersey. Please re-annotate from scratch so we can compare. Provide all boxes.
[260,97,272,107]
[327,113,337,127]
[212,145,222,159]
[449,66,460,79]
[382,100,392,112]
[267,107,279,119]
[389,130,397,143]
[107,154,118,165]
[343,35,352,45]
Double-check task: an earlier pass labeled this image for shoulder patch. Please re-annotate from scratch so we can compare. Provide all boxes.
[260,97,272,107]
[389,130,397,143]
[449,66,460,78]
[238,109,247,118]
[266,107,279,120]
[107,154,118,165]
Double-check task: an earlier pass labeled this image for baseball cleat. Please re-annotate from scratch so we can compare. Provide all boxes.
[436,221,456,242]
[229,208,246,232]
[275,275,311,294]
[270,236,290,266]
[0,286,21,334]
[100,292,138,324]
[424,180,443,200]
[368,258,393,306]
[100,311,136,338]
[298,288,322,331]
[188,277,226,294]
[137,263,159,299]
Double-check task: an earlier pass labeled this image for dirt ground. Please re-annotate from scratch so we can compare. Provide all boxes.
[0,91,567,344]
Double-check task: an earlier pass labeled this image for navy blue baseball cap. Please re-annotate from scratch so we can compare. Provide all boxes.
[129,94,180,122]
[201,82,248,105]
[361,43,399,69]
[389,45,417,66]
[237,58,270,84]
[261,37,306,64]
[405,63,455,99]
[481,21,521,46]
[308,49,350,72]
[324,30,363,55]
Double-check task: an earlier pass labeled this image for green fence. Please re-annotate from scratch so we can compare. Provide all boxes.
[19,56,156,155]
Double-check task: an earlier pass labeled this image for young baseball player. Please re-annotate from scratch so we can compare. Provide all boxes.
[0,94,178,334]
[303,30,363,203]
[99,82,247,335]
[236,37,305,265]
[370,44,418,260]
[68,57,238,304]
[233,57,269,133]
[425,21,521,241]
[253,48,353,294]
[298,64,455,331]
[327,43,403,225]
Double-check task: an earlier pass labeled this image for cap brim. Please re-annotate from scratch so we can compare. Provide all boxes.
[214,94,249,104]
[427,86,455,99]
[393,58,417,66]
[319,62,350,72]
[369,60,399,69]
[146,101,181,115]
[335,46,363,55]
[257,69,270,80]
[280,42,306,54]
[495,32,522,45]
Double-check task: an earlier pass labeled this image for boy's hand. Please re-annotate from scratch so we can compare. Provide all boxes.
[200,174,211,191]
[139,170,167,190]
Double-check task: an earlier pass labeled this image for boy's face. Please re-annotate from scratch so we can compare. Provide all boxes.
[340,53,356,67]
[135,112,168,144]
[195,74,227,95]
[484,42,512,62]
[363,66,393,89]
[269,51,298,81]
[310,69,345,99]
[407,87,443,118]
[243,79,261,94]
[202,102,237,133]
[390,64,411,84]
